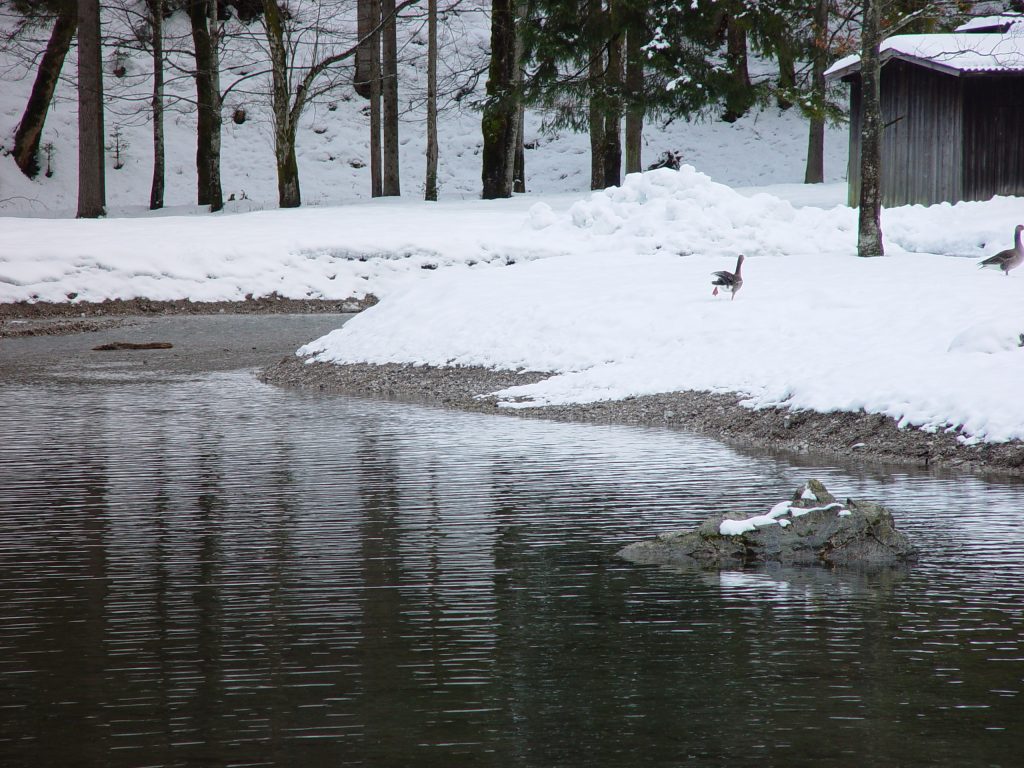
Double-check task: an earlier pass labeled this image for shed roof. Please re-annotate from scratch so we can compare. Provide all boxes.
[955,13,1024,33]
[825,31,1024,80]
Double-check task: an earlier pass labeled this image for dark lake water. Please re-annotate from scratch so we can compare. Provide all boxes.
[2,359,1023,767]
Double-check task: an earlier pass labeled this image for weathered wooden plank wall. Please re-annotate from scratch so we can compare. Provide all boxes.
[963,75,1024,200]
[845,63,963,207]
[845,61,1024,207]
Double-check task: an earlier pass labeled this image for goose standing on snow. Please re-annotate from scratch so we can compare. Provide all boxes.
[712,254,745,300]
[978,224,1024,276]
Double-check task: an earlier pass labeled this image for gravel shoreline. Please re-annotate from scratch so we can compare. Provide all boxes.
[0,295,376,338]
[5,298,1022,476]
[261,357,1024,477]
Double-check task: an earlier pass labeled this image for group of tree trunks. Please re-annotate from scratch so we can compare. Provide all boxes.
[7,0,883,256]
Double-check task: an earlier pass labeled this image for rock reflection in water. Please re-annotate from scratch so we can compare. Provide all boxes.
[1,372,1023,767]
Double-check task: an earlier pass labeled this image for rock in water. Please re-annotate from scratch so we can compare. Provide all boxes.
[618,480,917,567]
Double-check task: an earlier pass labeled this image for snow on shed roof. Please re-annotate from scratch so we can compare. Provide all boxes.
[955,14,1024,33]
[825,31,1024,80]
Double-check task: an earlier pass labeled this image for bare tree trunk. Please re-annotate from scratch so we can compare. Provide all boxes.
[13,0,75,178]
[602,11,623,188]
[263,0,301,208]
[425,0,438,200]
[188,0,222,210]
[188,1,212,206]
[587,0,605,190]
[804,0,828,184]
[77,0,105,218]
[480,0,517,199]
[513,103,525,192]
[370,0,383,196]
[149,0,165,210]
[207,0,223,212]
[624,21,643,174]
[507,0,526,193]
[857,0,884,257]
[355,0,373,98]
[381,0,400,196]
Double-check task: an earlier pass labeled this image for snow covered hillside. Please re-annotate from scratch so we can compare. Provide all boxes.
[0,3,847,216]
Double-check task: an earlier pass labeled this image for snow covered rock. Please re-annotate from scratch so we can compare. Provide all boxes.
[618,480,917,567]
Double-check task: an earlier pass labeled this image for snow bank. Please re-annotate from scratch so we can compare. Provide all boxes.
[301,168,1024,444]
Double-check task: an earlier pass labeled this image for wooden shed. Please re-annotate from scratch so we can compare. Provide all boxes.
[826,32,1024,207]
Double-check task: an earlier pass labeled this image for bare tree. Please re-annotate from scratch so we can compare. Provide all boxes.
[425,0,438,200]
[77,0,105,218]
[857,0,883,257]
[382,0,401,195]
[148,0,165,210]
[261,0,301,207]
[12,0,76,179]
[355,0,374,97]
[511,0,526,192]
[370,0,383,196]
[256,0,418,207]
[188,0,223,211]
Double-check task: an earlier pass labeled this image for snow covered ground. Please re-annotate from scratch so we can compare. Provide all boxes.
[2,9,1023,447]
[294,170,1024,445]
[4,165,1024,446]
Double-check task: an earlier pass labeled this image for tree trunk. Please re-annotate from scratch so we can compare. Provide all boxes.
[602,13,623,188]
[355,0,373,99]
[513,102,525,193]
[480,0,517,199]
[508,0,526,193]
[804,0,828,184]
[776,45,795,110]
[722,13,752,123]
[624,21,643,175]
[189,0,222,210]
[77,0,105,218]
[189,1,212,205]
[425,0,438,201]
[263,0,301,208]
[13,0,75,179]
[804,114,825,185]
[369,0,383,196]
[274,127,301,208]
[857,0,884,257]
[149,0,165,210]
[206,0,223,212]
[381,0,400,196]
[587,0,605,190]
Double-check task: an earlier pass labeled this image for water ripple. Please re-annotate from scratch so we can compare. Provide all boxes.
[1,372,1023,767]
